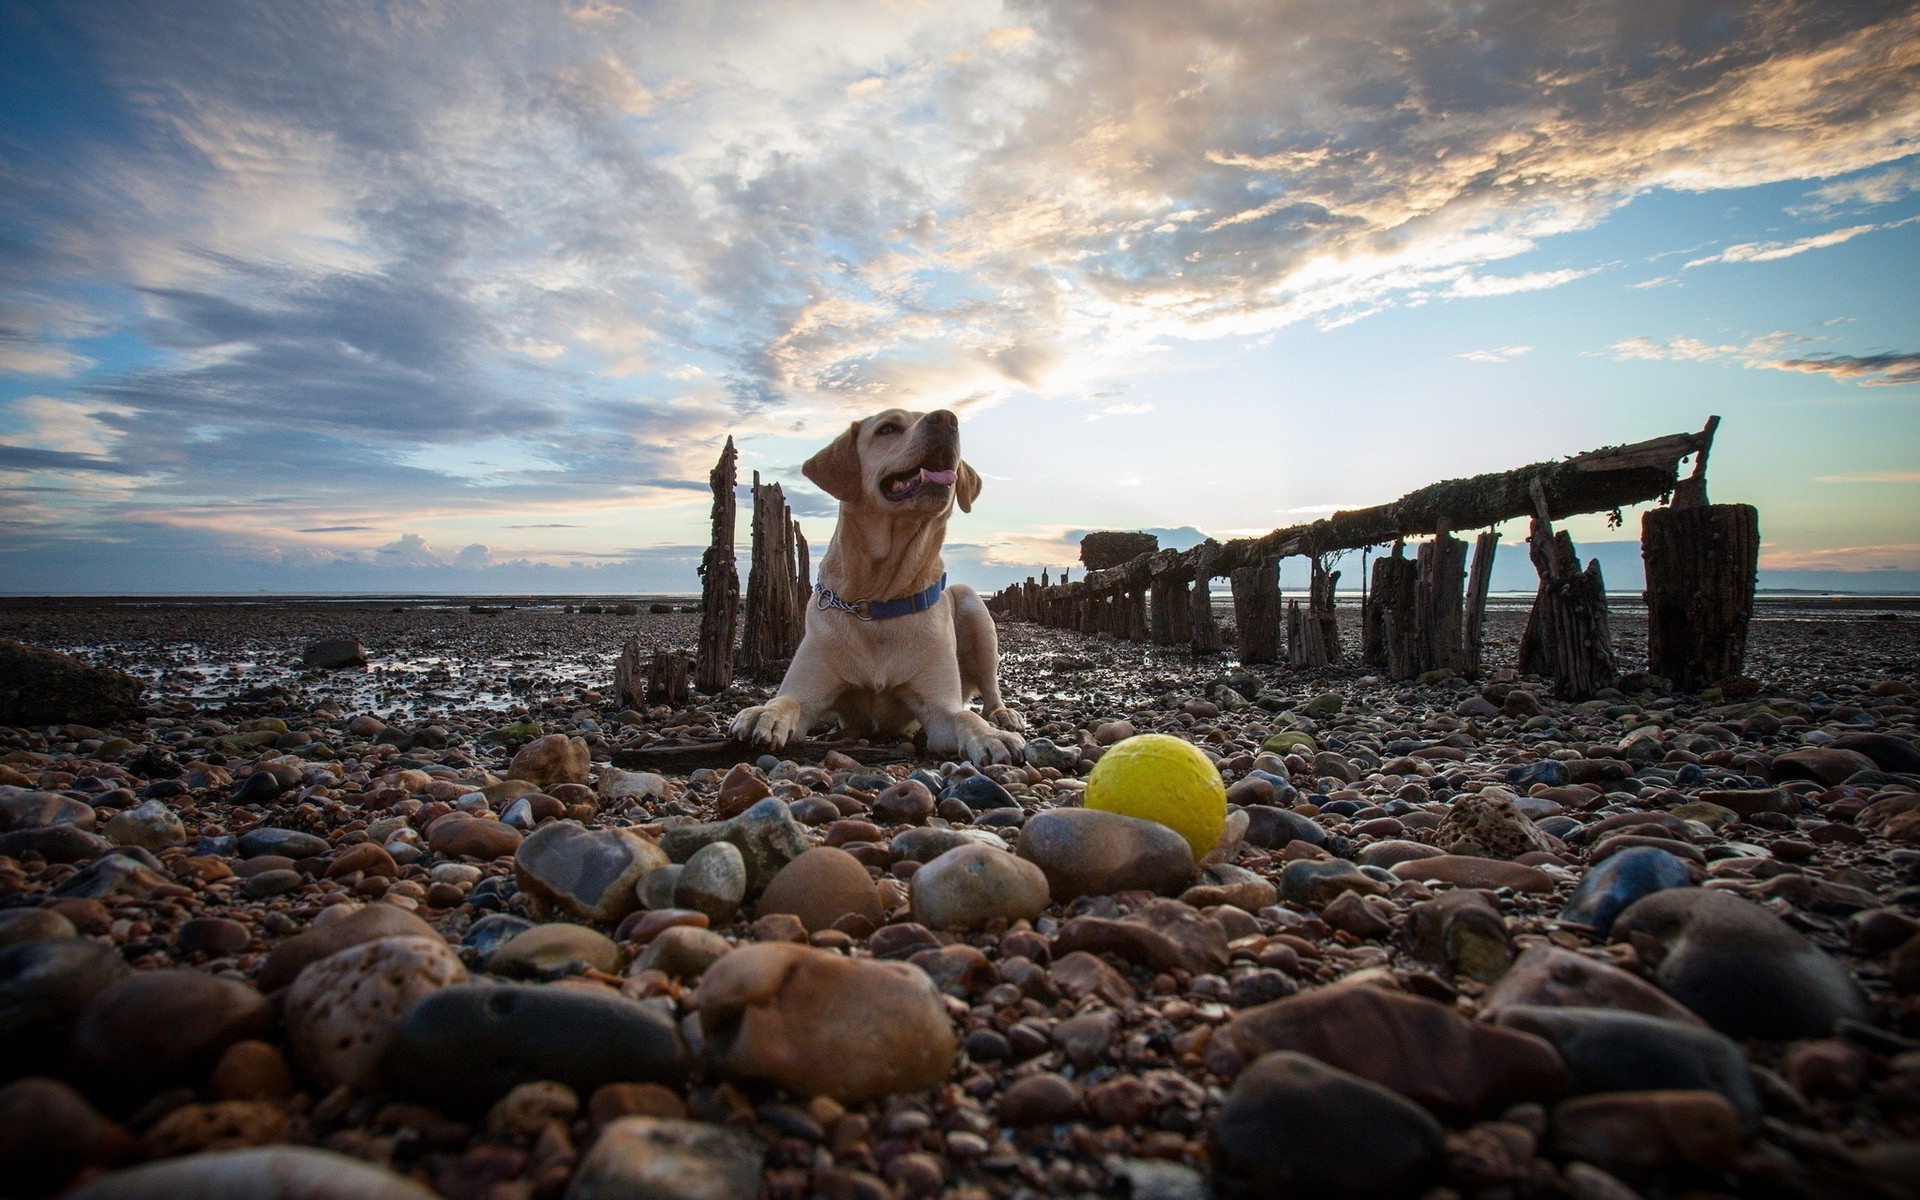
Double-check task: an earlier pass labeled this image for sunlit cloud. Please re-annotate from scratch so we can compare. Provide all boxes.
[1755,352,1920,387]
[1459,345,1533,363]
[1685,224,1882,268]
[1760,543,1920,571]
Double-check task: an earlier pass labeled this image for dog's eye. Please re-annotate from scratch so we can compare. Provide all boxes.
[875,423,902,437]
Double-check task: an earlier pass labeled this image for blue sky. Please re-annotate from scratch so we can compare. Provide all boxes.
[1,0,1916,595]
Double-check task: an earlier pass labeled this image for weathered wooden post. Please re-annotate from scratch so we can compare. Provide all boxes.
[1188,541,1222,654]
[1231,557,1281,664]
[739,473,805,679]
[1363,543,1419,679]
[1461,530,1499,677]
[694,438,739,693]
[1415,530,1468,673]
[1519,481,1615,697]
[1640,419,1755,689]
[1311,555,1341,664]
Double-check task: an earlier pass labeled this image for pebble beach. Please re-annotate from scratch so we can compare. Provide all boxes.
[1,593,1917,1200]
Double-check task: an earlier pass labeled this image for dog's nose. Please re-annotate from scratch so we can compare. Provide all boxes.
[926,409,957,429]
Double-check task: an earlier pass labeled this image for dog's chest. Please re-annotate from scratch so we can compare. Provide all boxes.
[811,604,951,690]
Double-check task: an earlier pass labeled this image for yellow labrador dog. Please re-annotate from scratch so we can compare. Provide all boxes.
[730,408,1027,765]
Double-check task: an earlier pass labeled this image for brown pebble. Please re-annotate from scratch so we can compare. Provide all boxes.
[207,1040,296,1102]
[587,1082,687,1127]
[177,917,251,956]
[998,1073,1085,1126]
[750,912,808,943]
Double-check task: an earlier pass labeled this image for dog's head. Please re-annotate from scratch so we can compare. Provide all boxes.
[802,408,983,515]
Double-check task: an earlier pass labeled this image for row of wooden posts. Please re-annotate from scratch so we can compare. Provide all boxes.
[619,417,1759,708]
[986,417,1761,698]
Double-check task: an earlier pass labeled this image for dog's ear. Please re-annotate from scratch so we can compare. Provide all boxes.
[955,460,982,513]
[803,421,864,503]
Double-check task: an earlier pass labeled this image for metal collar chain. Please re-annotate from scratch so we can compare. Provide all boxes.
[814,574,947,622]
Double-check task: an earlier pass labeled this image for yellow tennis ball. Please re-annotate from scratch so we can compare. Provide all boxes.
[1084,733,1227,859]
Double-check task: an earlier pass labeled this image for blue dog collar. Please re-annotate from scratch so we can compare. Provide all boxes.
[815,573,946,621]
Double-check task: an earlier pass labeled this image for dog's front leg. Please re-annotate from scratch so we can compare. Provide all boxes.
[907,668,1025,767]
[730,641,840,751]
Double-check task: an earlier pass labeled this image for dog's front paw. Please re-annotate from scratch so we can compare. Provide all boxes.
[958,724,1026,767]
[984,705,1027,733]
[730,700,800,749]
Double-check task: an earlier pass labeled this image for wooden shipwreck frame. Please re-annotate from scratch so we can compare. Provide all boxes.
[984,417,1759,697]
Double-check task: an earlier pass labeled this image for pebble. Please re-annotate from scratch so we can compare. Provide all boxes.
[1612,887,1869,1039]
[567,1116,765,1200]
[909,843,1050,930]
[65,1145,437,1199]
[1405,890,1513,982]
[283,934,468,1089]
[1016,806,1195,900]
[386,982,689,1108]
[177,916,251,956]
[1559,845,1695,933]
[697,942,955,1103]
[506,733,591,789]
[1549,1089,1742,1173]
[489,922,622,977]
[1224,983,1567,1120]
[0,1076,132,1193]
[632,924,732,978]
[998,1073,1084,1125]
[1212,1050,1444,1197]
[515,820,669,922]
[1480,945,1705,1026]
[1389,854,1556,892]
[1494,1005,1762,1131]
[754,845,882,933]
[0,907,77,947]
[257,903,440,991]
[103,799,185,850]
[672,840,748,924]
[426,812,524,859]
[872,779,935,825]
[236,827,329,859]
[0,937,130,1071]
[68,968,272,1101]
[659,797,808,895]
[1279,858,1388,904]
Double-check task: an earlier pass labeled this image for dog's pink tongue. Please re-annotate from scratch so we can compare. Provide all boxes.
[920,468,957,486]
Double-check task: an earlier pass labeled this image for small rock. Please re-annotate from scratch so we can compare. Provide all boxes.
[0,1076,132,1193]
[1612,888,1869,1039]
[1389,855,1555,893]
[0,908,77,948]
[872,780,935,826]
[909,843,1050,931]
[69,968,272,1101]
[386,983,689,1108]
[427,813,524,860]
[103,800,184,851]
[1280,858,1388,904]
[673,841,748,925]
[516,820,670,923]
[1016,807,1195,901]
[1494,1006,1761,1132]
[698,943,956,1103]
[566,1116,765,1200]
[1432,789,1555,860]
[257,904,439,991]
[1053,899,1230,975]
[64,1146,436,1200]
[283,935,468,1090]
[1549,1090,1742,1173]
[755,846,882,934]
[489,923,622,977]
[507,733,592,789]
[634,925,732,978]
[1225,983,1567,1121]
[998,1074,1084,1126]
[1321,890,1394,939]
[660,797,808,896]
[715,763,772,818]
[178,917,252,957]
[1479,945,1704,1026]
[486,1081,579,1139]
[1405,891,1513,983]
[1559,846,1695,935]
[145,1099,291,1156]
[1212,1050,1444,1198]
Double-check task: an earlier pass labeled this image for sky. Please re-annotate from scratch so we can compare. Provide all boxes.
[1,0,1917,596]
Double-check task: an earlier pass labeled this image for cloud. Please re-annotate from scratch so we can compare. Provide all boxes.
[1792,161,1920,213]
[1459,345,1532,363]
[1085,402,1153,421]
[1759,542,1920,571]
[1684,224,1881,267]
[4,0,1920,586]
[1754,352,1920,387]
